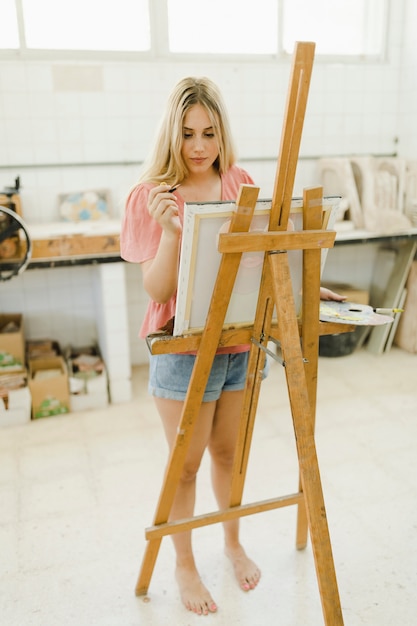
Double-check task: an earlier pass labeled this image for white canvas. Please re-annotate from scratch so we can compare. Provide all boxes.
[173,197,339,336]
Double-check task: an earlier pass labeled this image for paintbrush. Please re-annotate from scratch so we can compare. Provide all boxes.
[374,308,404,314]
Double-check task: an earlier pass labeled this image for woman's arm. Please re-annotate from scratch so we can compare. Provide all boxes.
[141,184,182,304]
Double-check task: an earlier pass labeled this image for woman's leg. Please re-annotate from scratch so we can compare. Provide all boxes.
[208,390,261,591]
[154,396,218,615]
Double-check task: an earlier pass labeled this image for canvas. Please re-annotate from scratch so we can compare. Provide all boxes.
[173,196,340,336]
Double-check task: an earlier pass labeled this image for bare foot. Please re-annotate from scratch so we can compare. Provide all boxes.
[175,563,218,615]
[225,544,261,592]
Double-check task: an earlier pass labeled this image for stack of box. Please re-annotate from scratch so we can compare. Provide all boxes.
[27,340,70,419]
[65,344,109,411]
[1,316,109,424]
[0,313,31,426]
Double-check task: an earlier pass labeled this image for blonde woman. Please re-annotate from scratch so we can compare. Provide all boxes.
[121,76,343,616]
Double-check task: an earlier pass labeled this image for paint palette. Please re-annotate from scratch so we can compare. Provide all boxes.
[319,301,394,326]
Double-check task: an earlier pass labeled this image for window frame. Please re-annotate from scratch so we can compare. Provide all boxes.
[0,0,390,63]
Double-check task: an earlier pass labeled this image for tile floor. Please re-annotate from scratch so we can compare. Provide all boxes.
[1,346,416,626]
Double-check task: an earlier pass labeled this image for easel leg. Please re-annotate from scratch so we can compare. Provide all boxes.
[269,250,343,625]
[296,185,325,550]
[135,540,162,596]
[229,281,274,504]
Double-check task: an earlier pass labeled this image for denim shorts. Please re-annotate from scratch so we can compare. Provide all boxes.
[148,351,251,402]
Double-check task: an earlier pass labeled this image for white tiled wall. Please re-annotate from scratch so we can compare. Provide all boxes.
[0,3,413,218]
[398,0,417,159]
[1,265,97,343]
[0,0,416,373]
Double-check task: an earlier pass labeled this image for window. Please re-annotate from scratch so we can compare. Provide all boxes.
[0,0,19,48]
[1,0,150,52]
[0,0,388,60]
[22,0,150,52]
[282,0,387,56]
[167,0,278,54]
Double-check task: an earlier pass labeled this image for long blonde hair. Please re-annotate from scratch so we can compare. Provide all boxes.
[138,77,236,186]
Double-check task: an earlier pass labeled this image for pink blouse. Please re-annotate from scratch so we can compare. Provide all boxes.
[120,164,255,344]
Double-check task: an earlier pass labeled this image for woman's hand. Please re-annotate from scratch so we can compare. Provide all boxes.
[147,183,181,235]
[320,287,347,302]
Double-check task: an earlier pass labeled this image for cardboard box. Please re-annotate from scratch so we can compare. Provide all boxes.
[0,386,31,427]
[0,314,25,373]
[26,339,61,360]
[66,345,109,412]
[28,356,70,419]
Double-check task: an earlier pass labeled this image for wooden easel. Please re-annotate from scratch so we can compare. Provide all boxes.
[135,42,349,625]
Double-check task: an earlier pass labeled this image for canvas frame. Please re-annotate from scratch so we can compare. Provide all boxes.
[173,196,340,336]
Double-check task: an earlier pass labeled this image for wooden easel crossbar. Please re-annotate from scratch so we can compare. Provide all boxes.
[135,42,347,625]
